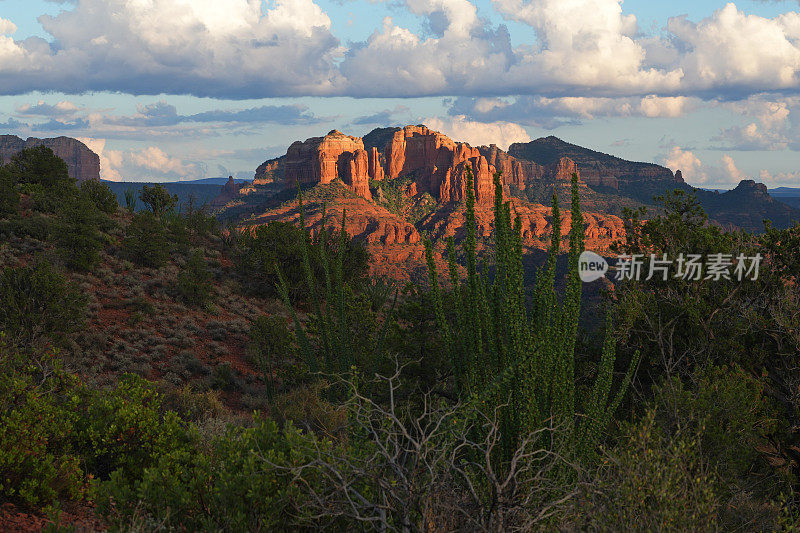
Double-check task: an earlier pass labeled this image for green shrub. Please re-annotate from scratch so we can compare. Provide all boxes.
[249,315,293,401]
[123,187,136,211]
[653,365,776,488]
[210,362,239,392]
[0,261,87,349]
[575,409,722,531]
[80,180,118,214]
[0,350,87,506]
[95,418,320,531]
[122,211,170,268]
[184,202,219,237]
[176,249,213,307]
[0,166,19,217]
[77,374,191,482]
[6,146,72,189]
[55,193,110,271]
[235,220,369,301]
[0,214,53,241]
[139,184,177,217]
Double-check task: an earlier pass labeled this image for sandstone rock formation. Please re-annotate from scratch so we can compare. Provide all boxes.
[210,176,243,208]
[254,156,284,185]
[284,130,374,200]
[269,126,600,208]
[0,135,100,181]
[420,197,624,252]
[508,136,680,190]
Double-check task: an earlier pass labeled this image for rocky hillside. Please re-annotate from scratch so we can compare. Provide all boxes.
[0,135,100,181]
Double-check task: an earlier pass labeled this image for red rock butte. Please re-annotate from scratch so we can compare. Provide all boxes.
[0,135,100,182]
[282,125,593,206]
[217,124,697,276]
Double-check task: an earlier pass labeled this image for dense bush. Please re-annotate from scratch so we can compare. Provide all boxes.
[0,349,87,506]
[234,220,369,301]
[0,166,19,217]
[80,179,118,214]
[0,346,194,509]
[653,365,776,487]
[176,249,213,306]
[55,192,111,271]
[6,146,72,189]
[0,261,87,349]
[76,374,192,482]
[139,184,177,217]
[575,409,723,530]
[122,211,170,268]
[249,315,293,401]
[95,418,320,531]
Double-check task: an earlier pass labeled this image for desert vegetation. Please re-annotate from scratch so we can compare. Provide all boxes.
[2,147,800,531]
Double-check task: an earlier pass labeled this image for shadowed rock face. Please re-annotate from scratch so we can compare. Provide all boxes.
[0,135,100,181]
[508,136,681,189]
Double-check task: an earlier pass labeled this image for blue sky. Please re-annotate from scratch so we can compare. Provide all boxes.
[1,0,800,187]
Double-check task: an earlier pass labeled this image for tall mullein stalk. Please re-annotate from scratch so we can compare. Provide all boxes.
[426,170,639,464]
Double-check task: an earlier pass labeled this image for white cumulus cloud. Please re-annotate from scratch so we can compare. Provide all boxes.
[424,115,530,149]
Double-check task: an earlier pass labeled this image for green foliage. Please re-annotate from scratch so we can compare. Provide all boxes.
[0,213,53,241]
[6,146,72,189]
[123,187,136,211]
[0,261,87,350]
[79,180,118,214]
[176,249,213,307]
[0,350,87,507]
[95,418,321,531]
[183,196,220,237]
[55,192,110,271]
[210,362,240,392]
[234,219,369,301]
[77,374,191,482]
[426,170,639,464]
[275,197,390,377]
[0,166,19,217]
[0,345,195,509]
[577,409,722,531]
[122,211,170,268]
[613,189,784,383]
[761,220,800,280]
[249,315,293,403]
[652,366,776,491]
[139,184,177,217]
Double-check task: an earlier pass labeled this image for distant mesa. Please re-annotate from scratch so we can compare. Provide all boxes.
[0,135,100,182]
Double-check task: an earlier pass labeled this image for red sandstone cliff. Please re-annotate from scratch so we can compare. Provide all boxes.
[0,135,100,181]
[285,130,372,200]
[277,125,584,207]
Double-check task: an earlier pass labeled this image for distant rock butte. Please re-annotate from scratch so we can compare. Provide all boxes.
[285,130,372,200]
[217,125,697,270]
[279,125,601,206]
[0,135,100,181]
[257,126,684,206]
[210,176,243,208]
